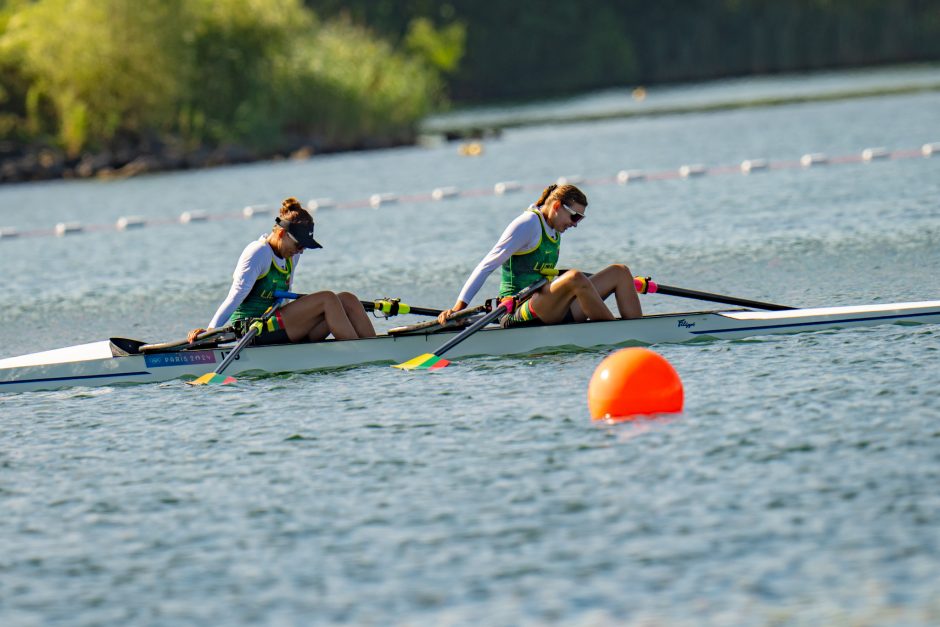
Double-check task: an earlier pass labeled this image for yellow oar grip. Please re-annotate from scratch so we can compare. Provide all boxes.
[374,299,410,316]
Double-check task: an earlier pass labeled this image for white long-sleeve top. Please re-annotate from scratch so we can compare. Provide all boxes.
[456,207,557,305]
[207,236,300,329]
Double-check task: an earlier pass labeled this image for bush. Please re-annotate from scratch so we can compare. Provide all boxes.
[0,0,446,156]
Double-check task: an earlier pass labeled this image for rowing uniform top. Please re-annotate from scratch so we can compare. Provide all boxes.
[207,236,300,329]
[457,206,559,304]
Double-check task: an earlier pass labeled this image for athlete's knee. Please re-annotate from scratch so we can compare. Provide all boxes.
[560,269,591,288]
[303,290,343,309]
[607,263,631,278]
[336,291,359,307]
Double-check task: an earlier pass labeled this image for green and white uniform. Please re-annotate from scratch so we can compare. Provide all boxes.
[457,206,560,305]
[208,236,299,330]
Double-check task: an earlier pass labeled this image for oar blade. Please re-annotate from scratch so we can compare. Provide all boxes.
[392,353,451,371]
[187,372,238,386]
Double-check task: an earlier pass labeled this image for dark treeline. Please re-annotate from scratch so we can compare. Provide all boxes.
[307,0,940,101]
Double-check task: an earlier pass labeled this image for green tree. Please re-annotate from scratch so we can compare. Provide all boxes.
[1,0,187,154]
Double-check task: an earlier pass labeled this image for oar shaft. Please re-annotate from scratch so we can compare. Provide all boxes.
[212,299,282,375]
[213,326,258,374]
[637,278,792,311]
[555,271,791,311]
[431,278,548,357]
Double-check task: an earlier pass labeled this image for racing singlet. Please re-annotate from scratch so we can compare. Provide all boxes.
[498,208,560,297]
[230,256,293,322]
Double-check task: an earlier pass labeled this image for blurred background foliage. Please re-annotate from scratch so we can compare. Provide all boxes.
[0,0,939,158]
[0,0,443,156]
[309,0,940,101]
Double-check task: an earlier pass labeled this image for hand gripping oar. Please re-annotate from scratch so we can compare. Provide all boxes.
[273,291,443,317]
[140,326,237,354]
[393,277,549,370]
[388,304,490,336]
[634,277,792,311]
[188,300,283,386]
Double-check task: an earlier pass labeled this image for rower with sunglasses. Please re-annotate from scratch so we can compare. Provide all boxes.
[188,197,376,345]
[438,183,642,328]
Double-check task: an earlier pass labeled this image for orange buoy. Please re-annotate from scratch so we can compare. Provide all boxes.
[588,347,683,421]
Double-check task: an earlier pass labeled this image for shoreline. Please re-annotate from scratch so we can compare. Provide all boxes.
[422,81,940,136]
[0,134,415,185]
[3,80,939,185]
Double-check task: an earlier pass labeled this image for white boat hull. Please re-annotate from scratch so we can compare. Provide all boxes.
[2,300,939,393]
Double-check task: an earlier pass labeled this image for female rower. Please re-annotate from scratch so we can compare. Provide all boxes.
[437,183,642,327]
[188,197,376,345]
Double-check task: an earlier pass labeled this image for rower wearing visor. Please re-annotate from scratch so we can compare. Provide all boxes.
[188,197,375,345]
[438,183,642,328]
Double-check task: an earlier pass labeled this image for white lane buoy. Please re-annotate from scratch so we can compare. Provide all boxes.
[431,186,459,200]
[179,211,208,224]
[556,175,584,186]
[116,216,146,230]
[800,153,828,167]
[740,159,768,173]
[306,198,335,211]
[55,222,83,236]
[862,147,889,162]
[494,181,522,195]
[0,227,20,239]
[616,170,646,184]
[369,193,398,209]
[923,142,940,157]
[242,205,274,219]
[679,164,706,178]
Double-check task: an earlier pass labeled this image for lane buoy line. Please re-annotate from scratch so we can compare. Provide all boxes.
[1,143,937,242]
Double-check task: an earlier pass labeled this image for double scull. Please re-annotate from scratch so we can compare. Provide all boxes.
[1,300,938,393]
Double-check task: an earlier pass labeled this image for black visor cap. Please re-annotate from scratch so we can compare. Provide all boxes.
[276,217,322,249]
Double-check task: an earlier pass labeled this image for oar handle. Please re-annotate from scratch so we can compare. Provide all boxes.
[273,290,443,317]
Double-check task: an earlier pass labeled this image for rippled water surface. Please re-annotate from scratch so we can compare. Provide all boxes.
[2,76,940,625]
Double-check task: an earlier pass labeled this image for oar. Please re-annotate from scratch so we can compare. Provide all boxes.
[545,268,792,311]
[187,300,283,386]
[393,278,548,370]
[634,277,792,311]
[273,290,442,317]
[388,304,489,336]
[140,326,236,354]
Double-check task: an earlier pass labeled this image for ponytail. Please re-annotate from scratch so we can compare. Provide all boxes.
[534,184,558,207]
[534,183,588,209]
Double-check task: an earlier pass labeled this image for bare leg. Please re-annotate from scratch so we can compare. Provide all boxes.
[305,318,330,342]
[337,292,377,338]
[570,264,643,320]
[529,270,614,323]
[279,291,359,341]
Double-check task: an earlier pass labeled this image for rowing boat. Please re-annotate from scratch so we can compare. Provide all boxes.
[1,300,938,393]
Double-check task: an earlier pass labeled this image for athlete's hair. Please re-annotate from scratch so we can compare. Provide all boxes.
[534,184,588,209]
[275,197,313,231]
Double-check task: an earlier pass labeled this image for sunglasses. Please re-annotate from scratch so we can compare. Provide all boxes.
[562,203,586,224]
[285,231,302,247]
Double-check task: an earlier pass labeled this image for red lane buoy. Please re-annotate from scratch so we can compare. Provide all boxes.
[588,347,683,421]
